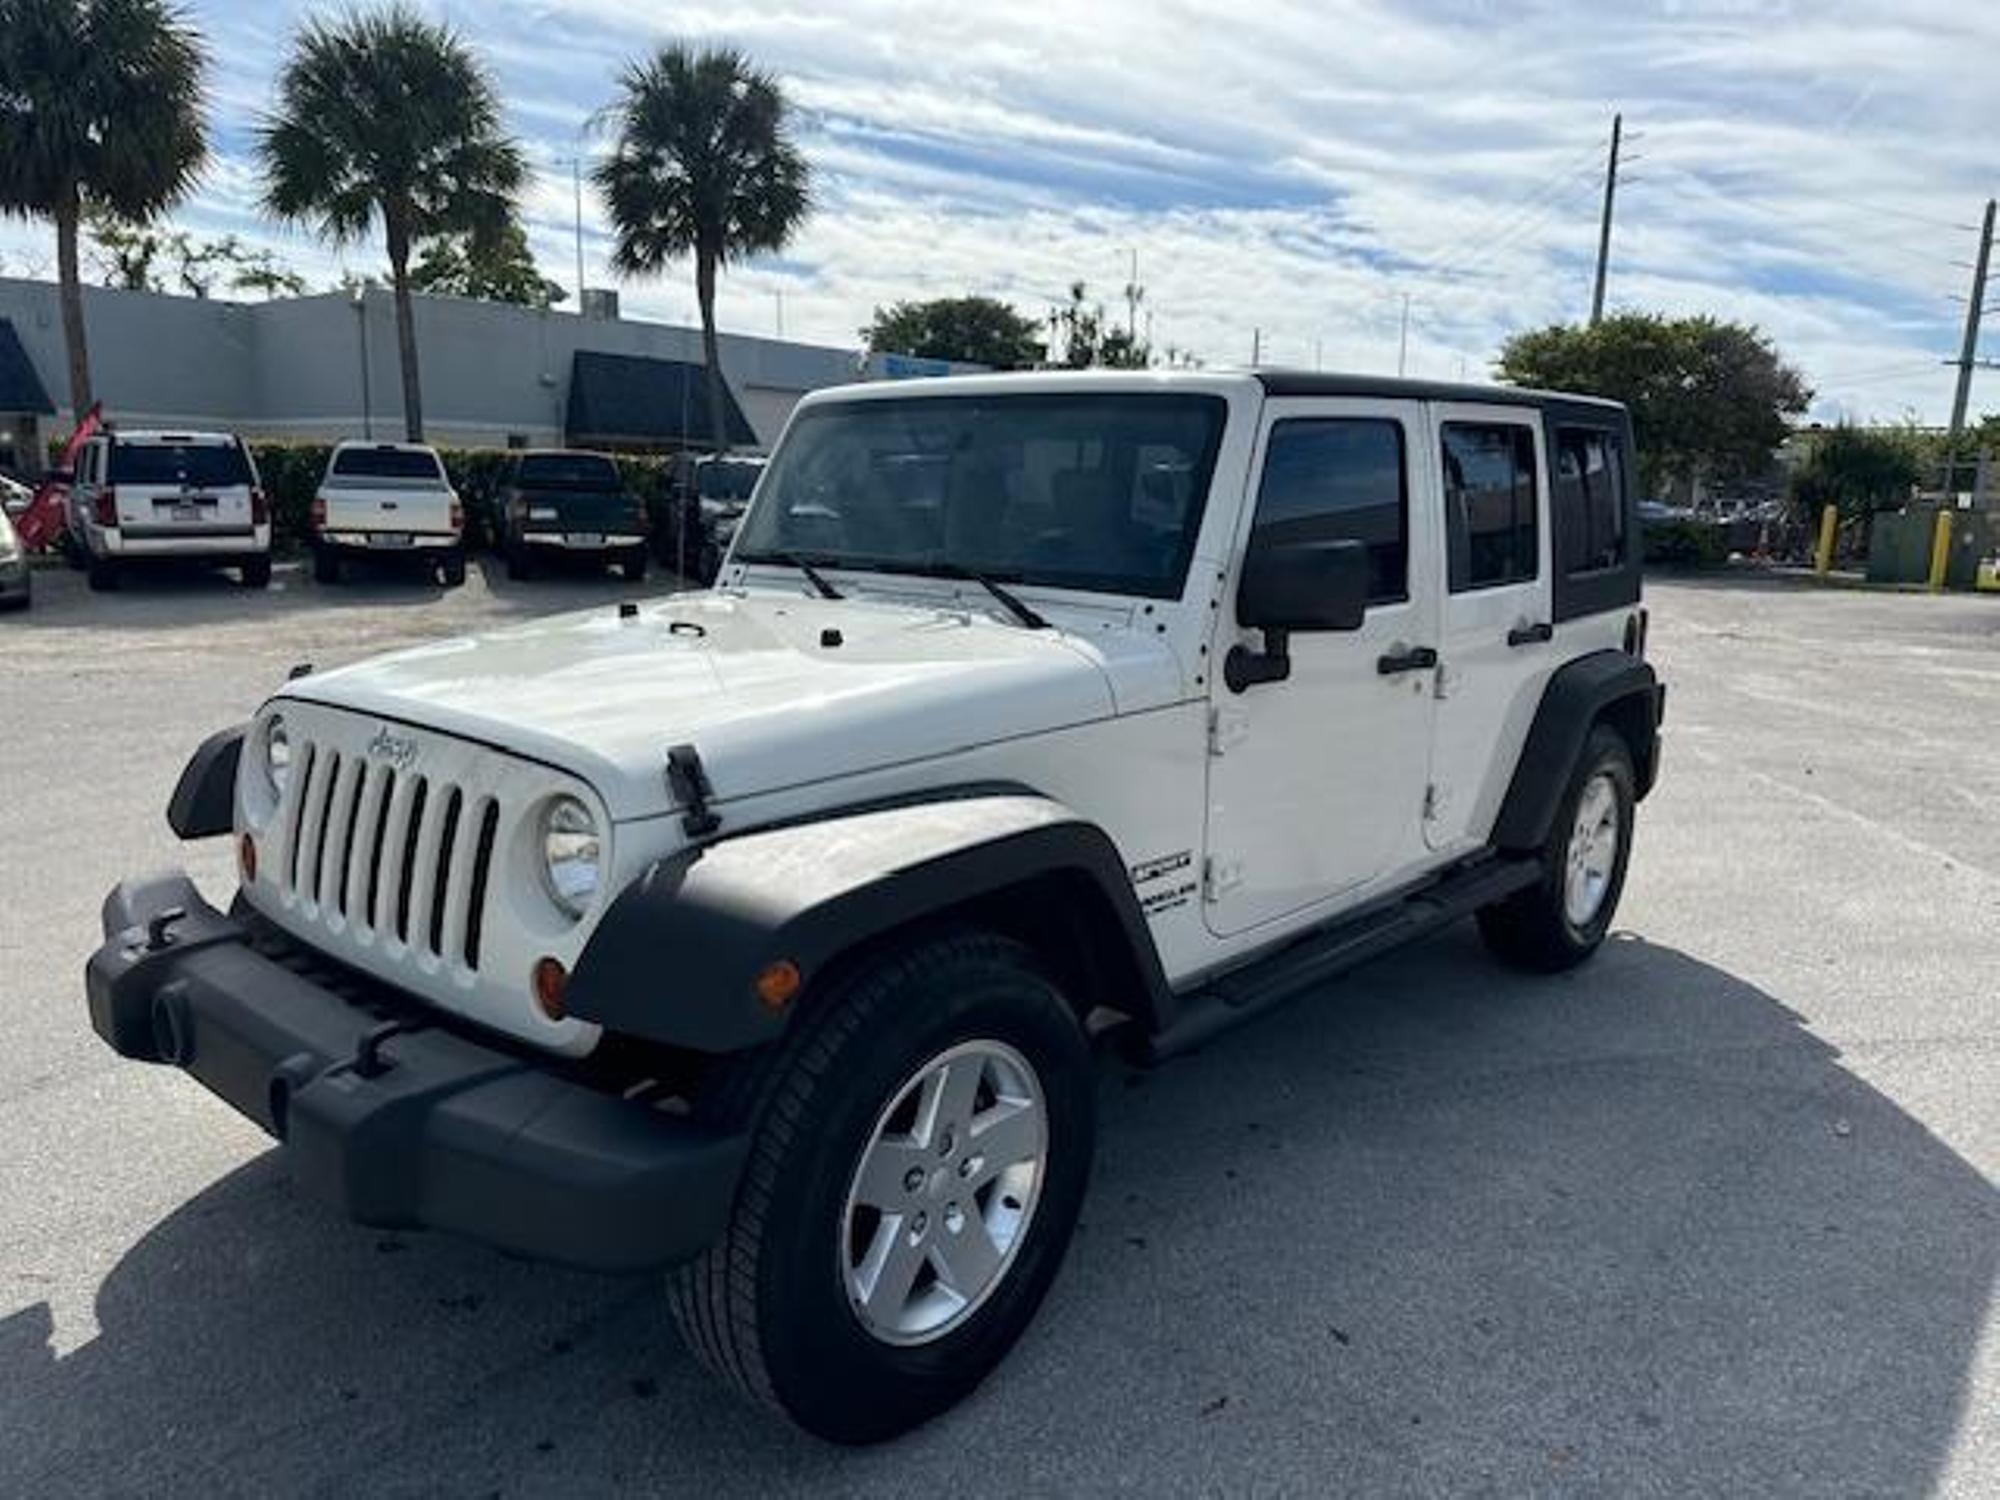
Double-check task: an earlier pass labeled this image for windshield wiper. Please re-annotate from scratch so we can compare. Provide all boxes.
[924,562,1049,630]
[740,549,842,600]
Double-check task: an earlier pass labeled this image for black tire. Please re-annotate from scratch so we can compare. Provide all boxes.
[439,550,467,588]
[312,546,341,586]
[86,553,120,592]
[505,542,533,581]
[669,930,1095,1444]
[239,555,272,589]
[1478,723,1636,972]
[622,547,648,582]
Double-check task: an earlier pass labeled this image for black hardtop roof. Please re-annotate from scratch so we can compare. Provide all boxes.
[1253,368,1625,412]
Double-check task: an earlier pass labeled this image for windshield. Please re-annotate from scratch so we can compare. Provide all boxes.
[734,393,1227,599]
[518,453,620,490]
[110,442,251,488]
[330,447,446,486]
[696,459,764,501]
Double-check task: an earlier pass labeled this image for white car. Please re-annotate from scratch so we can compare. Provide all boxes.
[310,441,465,586]
[67,429,270,590]
[89,370,1663,1442]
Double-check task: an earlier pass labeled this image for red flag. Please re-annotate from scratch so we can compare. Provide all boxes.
[15,403,101,552]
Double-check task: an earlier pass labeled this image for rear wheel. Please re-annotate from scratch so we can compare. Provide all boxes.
[1478,724,1636,971]
[239,555,271,589]
[504,542,534,581]
[86,553,120,592]
[439,550,467,588]
[622,547,648,582]
[669,931,1094,1443]
[311,546,341,586]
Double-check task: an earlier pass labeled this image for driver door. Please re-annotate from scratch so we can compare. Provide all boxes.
[1203,398,1441,939]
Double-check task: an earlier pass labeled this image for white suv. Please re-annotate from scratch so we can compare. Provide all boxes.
[310,441,465,586]
[67,429,270,590]
[88,370,1662,1442]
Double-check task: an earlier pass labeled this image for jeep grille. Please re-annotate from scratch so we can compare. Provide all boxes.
[275,740,502,972]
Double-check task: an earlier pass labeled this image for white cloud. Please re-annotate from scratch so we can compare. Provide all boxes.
[1,0,1994,423]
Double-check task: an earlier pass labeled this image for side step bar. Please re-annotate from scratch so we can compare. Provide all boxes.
[1139,855,1542,1062]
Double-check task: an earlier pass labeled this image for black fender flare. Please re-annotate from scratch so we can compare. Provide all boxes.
[565,792,1175,1053]
[167,724,245,840]
[1490,650,1663,853]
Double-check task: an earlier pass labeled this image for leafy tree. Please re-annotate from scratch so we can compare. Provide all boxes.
[1053,281,1149,369]
[1496,313,1810,498]
[0,0,207,415]
[259,4,524,441]
[410,218,566,308]
[862,296,1044,369]
[1790,424,1922,531]
[85,208,307,299]
[595,43,811,450]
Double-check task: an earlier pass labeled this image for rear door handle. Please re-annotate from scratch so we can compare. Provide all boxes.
[1376,645,1439,676]
[1507,622,1553,647]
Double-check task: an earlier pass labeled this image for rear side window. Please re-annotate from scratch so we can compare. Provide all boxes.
[331,447,445,484]
[1251,419,1408,605]
[1553,427,1626,574]
[1442,422,1539,591]
[517,453,620,490]
[110,441,250,488]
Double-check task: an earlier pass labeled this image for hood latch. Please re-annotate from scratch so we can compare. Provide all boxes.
[665,743,722,838]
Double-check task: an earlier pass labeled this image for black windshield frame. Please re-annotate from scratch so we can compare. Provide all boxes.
[735,392,1230,601]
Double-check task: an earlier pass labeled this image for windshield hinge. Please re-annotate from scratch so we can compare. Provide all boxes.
[1208,706,1249,757]
[665,743,722,838]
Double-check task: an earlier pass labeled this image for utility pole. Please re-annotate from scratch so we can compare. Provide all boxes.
[571,155,586,305]
[773,289,785,340]
[1250,327,1261,366]
[1590,112,1623,325]
[1944,197,1996,494]
[1397,294,1411,377]
[1124,249,1143,343]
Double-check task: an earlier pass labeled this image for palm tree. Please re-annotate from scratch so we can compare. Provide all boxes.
[0,0,206,418]
[258,4,523,441]
[595,44,810,451]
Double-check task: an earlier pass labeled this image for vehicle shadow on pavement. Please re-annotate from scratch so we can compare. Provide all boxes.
[2,929,1992,1495]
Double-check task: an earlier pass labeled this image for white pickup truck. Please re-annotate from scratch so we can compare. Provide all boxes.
[310,441,465,586]
[90,370,1662,1442]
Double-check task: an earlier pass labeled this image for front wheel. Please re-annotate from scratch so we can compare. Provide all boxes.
[1478,723,1636,971]
[239,555,272,589]
[669,931,1094,1443]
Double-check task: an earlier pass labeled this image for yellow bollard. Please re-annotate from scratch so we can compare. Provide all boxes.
[1927,509,1955,591]
[1813,504,1839,575]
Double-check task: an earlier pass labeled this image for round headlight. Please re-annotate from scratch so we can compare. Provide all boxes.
[540,795,601,918]
[263,716,292,797]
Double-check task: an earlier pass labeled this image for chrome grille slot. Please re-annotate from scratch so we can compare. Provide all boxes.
[463,798,500,969]
[429,788,464,957]
[395,778,431,945]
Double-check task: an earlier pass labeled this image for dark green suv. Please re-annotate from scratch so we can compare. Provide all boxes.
[495,449,649,581]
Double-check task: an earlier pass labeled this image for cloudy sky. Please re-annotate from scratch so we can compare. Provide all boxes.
[3,0,1995,423]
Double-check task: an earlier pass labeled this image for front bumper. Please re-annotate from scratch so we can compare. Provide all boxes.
[85,872,747,1273]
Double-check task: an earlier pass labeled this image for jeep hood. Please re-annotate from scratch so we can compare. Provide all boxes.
[278,590,1170,820]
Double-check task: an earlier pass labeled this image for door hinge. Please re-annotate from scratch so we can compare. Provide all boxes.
[1203,856,1243,902]
[1422,783,1449,823]
[1208,705,1250,757]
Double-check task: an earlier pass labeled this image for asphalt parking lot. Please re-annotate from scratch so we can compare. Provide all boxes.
[2,562,1996,1497]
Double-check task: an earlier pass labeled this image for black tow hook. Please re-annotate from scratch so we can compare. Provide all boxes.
[351,1019,428,1079]
[145,906,188,952]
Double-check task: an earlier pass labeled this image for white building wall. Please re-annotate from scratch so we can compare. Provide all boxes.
[0,278,968,453]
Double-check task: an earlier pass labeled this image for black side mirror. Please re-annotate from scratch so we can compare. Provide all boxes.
[1226,536,1369,692]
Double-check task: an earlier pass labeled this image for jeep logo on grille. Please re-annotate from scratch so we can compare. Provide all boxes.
[366,727,419,769]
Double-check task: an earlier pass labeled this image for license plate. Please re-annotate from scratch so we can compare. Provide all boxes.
[566,532,605,548]
[171,503,201,521]
[369,532,414,548]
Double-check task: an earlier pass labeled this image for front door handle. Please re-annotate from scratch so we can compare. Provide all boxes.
[1507,622,1554,647]
[1376,645,1439,676]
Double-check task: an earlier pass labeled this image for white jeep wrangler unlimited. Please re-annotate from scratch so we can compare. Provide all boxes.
[88,371,1662,1442]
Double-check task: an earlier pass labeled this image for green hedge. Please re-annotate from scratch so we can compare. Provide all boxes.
[245,443,699,561]
[1642,516,1730,569]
